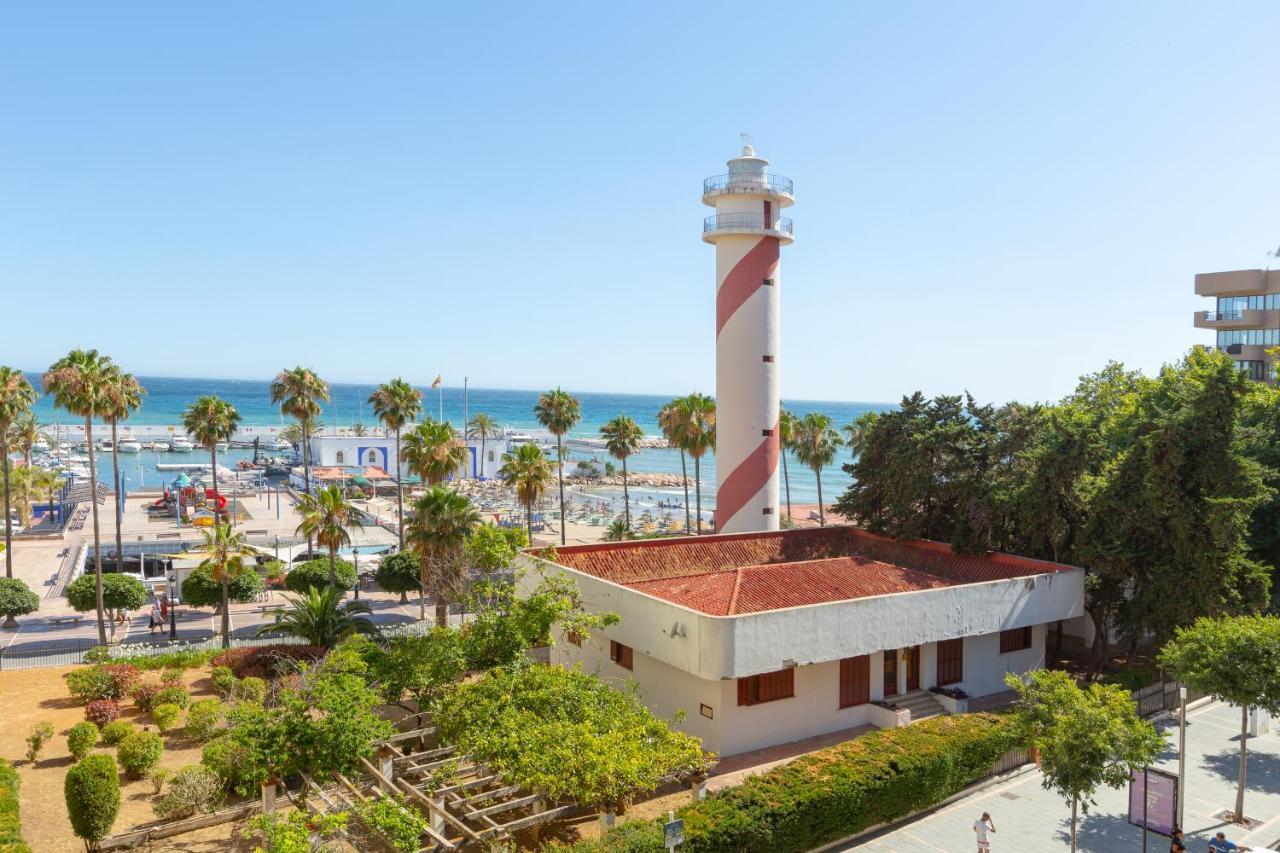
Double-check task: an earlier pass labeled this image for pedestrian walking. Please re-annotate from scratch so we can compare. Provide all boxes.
[973,811,996,851]
[1208,831,1249,851]
[1169,828,1187,852]
[148,602,162,635]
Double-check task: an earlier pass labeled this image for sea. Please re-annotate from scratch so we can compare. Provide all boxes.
[23,374,888,507]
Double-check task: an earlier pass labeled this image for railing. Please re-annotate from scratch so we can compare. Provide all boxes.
[1203,310,1243,321]
[703,172,794,198]
[703,213,794,235]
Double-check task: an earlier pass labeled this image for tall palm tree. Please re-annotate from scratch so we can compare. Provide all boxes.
[198,523,253,648]
[258,585,375,647]
[682,393,716,534]
[600,415,644,531]
[11,413,40,467]
[368,379,423,549]
[401,420,468,486]
[102,371,144,570]
[778,408,797,526]
[842,411,879,460]
[404,485,479,627]
[658,399,693,534]
[294,485,356,586]
[182,396,241,527]
[499,443,555,543]
[44,350,116,644]
[533,389,581,545]
[269,366,329,497]
[0,368,37,579]
[466,412,499,480]
[791,412,843,526]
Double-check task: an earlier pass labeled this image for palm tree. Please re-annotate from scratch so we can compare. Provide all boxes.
[600,415,644,531]
[44,350,116,643]
[0,368,37,579]
[197,523,254,648]
[778,408,797,525]
[658,400,693,534]
[791,413,843,526]
[842,411,879,460]
[604,518,632,542]
[279,420,322,448]
[258,585,375,648]
[102,371,144,571]
[533,389,581,545]
[294,485,356,586]
[368,379,423,549]
[466,413,499,480]
[182,396,241,528]
[401,420,468,486]
[404,486,479,627]
[11,414,40,468]
[499,443,555,543]
[682,394,716,534]
[269,366,329,498]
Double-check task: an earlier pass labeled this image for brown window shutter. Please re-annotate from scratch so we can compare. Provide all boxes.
[737,678,749,706]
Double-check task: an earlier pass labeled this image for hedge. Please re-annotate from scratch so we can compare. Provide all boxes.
[0,759,29,853]
[567,713,1019,853]
[64,755,120,847]
[283,558,355,593]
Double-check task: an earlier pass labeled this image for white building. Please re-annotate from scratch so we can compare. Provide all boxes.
[306,432,507,481]
[522,525,1085,757]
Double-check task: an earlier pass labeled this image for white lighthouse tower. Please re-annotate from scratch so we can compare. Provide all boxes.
[702,142,794,534]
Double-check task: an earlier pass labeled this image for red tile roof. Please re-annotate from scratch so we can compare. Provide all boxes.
[548,526,1076,616]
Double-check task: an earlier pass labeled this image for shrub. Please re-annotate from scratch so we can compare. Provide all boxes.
[355,795,428,852]
[548,820,663,852]
[102,664,140,698]
[85,699,121,727]
[86,647,220,671]
[153,765,223,820]
[245,810,347,853]
[116,730,164,778]
[152,703,182,733]
[235,676,267,704]
[159,667,185,688]
[1099,668,1156,692]
[154,686,190,710]
[210,665,237,698]
[201,735,257,797]
[210,645,323,679]
[23,722,53,764]
[185,699,227,742]
[64,755,120,847]
[147,766,173,795]
[181,562,265,608]
[67,722,100,761]
[131,682,162,713]
[66,667,116,703]
[283,558,355,594]
[0,759,29,852]
[100,720,135,746]
[0,577,39,626]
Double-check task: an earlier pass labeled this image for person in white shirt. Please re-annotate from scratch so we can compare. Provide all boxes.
[973,812,996,851]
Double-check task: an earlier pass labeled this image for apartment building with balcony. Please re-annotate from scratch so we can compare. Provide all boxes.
[1194,269,1280,382]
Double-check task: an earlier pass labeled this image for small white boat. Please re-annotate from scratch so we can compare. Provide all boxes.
[170,437,195,453]
[150,441,170,452]
[215,441,229,452]
[273,437,294,451]
[117,440,142,453]
[99,440,115,453]
[32,437,50,452]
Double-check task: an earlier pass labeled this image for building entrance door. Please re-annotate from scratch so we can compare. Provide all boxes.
[904,646,921,691]
[883,650,898,697]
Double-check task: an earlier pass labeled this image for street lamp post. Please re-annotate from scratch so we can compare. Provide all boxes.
[167,577,177,641]
[353,547,360,600]
[1178,686,1187,829]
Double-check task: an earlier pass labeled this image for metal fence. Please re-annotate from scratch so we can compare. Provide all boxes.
[1132,679,1205,718]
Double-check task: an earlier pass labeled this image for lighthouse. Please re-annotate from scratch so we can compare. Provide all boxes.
[702,143,794,534]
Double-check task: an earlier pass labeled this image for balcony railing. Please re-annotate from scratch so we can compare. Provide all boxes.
[1203,310,1243,321]
[703,173,794,198]
[703,213,794,235]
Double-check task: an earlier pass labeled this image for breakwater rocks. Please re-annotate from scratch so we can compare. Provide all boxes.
[567,472,686,488]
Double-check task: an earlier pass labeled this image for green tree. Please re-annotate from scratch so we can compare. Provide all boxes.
[259,586,376,648]
[196,523,255,648]
[65,573,147,623]
[282,558,356,593]
[404,486,479,627]
[294,485,356,587]
[64,754,119,850]
[466,412,500,481]
[101,370,144,572]
[499,443,554,543]
[1239,382,1280,604]
[463,524,526,576]
[791,412,842,526]
[658,398,693,534]
[10,411,41,467]
[0,367,37,579]
[841,410,878,460]
[44,349,117,643]
[180,561,264,609]
[0,577,39,629]
[400,420,467,487]
[374,551,421,604]
[1006,669,1164,852]
[681,393,716,534]
[368,378,423,550]
[600,415,643,529]
[269,367,329,549]
[1159,615,1280,823]
[534,388,581,545]
[181,395,240,525]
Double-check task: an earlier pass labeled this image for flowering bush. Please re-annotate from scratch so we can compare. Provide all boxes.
[102,664,140,698]
[84,700,121,727]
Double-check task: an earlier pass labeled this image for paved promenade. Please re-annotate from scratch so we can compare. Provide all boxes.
[848,701,1280,852]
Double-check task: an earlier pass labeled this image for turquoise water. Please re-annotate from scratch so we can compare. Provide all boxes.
[24,374,887,505]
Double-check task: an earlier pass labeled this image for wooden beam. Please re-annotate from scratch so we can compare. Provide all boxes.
[433,773,499,797]
[383,726,438,744]
[99,802,262,849]
[495,803,579,834]
[395,778,484,843]
[461,793,544,819]
[456,784,521,806]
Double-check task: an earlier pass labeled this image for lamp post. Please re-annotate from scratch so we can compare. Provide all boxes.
[167,577,177,641]
[353,547,360,600]
[1178,685,1187,829]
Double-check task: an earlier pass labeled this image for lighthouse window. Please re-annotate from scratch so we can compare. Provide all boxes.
[761,429,774,437]
[762,355,775,363]
[763,278,775,287]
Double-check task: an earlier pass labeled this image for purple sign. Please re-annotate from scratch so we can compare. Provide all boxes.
[1128,767,1178,837]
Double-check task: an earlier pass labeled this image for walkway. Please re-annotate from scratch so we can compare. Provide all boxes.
[845,701,1280,852]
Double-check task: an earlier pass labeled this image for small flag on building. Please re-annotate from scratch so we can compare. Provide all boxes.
[431,374,442,389]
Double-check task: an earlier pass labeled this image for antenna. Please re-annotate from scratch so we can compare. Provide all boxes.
[739,132,754,145]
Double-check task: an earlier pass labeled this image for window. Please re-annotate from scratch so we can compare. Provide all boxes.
[609,640,633,670]
[999,627,1033,654]
[488,450,494,462]
[936,639,964,686]
[369,451,379,464]
[335,451,344,464]
[762,355,775,363]
[762,278,775,287]
[737,668,794,706]
[762,507,773,515]
[761,428,774,437]
[567,630,582,647]
[839,655,871,708]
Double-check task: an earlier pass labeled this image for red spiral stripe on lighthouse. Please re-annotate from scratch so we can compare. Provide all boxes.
[715,417,780,531]
[716,237,780,336]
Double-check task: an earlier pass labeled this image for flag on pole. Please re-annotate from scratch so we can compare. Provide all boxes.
[431,374,442,389]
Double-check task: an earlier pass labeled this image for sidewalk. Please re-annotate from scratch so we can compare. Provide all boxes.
[845,701,1280,852]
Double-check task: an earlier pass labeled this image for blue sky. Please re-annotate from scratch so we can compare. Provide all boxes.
[2,2,1277,403]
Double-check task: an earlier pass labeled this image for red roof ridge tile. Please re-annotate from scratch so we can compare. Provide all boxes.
[727,568,745,615]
